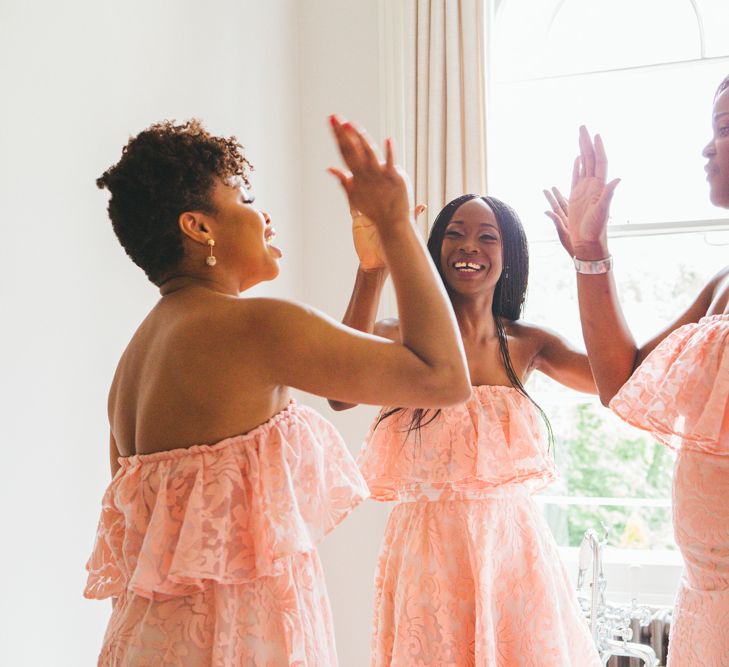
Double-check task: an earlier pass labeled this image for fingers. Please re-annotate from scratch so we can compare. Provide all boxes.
[329,115,367,173]
[414,203,427,219]
[349,122,382,170]
[571,156,581,191]
[543,188,559,212]
[330,114,394,181]
[543,188,561,215]
[545,209,569,236]
[385,137,395,170]
[544,210,573,253]
[579,125,596,178]
[597,177,621,214]
[605,177,621,194]
[594,134,608,181]
[327,167,353,195]
[543,188,568,221]
[553,187,568,212]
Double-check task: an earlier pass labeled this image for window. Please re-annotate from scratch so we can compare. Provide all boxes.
[487,0,729,553]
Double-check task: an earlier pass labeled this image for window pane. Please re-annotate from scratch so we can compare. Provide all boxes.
[495,0,702,81]
[524,231,725,548]
[697,0,729,57]
[488,59,729,236]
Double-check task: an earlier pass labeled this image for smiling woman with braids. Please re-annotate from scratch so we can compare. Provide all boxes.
[328,194,601,666]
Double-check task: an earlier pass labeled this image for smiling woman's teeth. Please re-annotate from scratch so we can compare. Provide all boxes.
[453,261,484,272]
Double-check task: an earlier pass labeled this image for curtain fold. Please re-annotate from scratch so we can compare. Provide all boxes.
[406,0,488,234]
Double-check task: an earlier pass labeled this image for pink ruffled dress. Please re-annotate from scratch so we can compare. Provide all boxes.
[610,314,729,666]
[84,401,369,667]
[358,386,601,667]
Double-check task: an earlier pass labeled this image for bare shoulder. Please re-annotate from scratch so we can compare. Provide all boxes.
[705,265,729,314]
[502,318,552,349]
[501,318,579,368]
[710,265,729,295]
[374,317,401,342]
[222,297,325,333]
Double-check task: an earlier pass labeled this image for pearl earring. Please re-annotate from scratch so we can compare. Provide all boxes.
[206,238,217,266]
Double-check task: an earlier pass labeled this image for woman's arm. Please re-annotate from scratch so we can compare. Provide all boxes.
[545,128,720,404]
[253,118,470,408]
[544,127,630,404]
[327,200,426,411]
[530,325,597,394]
[327,266,388,410]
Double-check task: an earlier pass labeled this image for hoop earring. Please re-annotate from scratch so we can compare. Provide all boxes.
[206,238,217,266]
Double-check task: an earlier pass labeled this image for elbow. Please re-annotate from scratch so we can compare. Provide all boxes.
[428,367,472,406]
[598,387,618,408]
[327,399,356,412]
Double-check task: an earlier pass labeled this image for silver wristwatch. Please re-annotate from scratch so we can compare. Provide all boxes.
[573,255,613,275]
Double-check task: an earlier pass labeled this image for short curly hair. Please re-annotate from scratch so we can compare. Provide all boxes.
[97,119,253,285]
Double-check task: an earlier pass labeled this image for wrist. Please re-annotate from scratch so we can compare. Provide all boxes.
[573,240,609,261]
[573,255,613,275]
[357,264,388,277]
[375,216,414,241]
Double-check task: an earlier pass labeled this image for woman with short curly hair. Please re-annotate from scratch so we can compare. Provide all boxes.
[84,116,470,666]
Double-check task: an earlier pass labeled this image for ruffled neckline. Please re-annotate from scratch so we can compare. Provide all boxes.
[85,402,369,601]
[358,386,556,500]
[699,312,729,323]
[119,400,299,466]
[610,312,729,453]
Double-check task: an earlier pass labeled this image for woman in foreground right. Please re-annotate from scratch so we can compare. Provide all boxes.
[544,75,729,666]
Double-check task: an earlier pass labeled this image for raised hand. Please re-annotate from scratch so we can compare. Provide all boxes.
[567,126,620,254]
[543,186,573,256]
[328,115,413,232]
[351,204,427,271]
[544,127,620,258]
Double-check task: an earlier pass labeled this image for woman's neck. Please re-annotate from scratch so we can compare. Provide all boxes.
[451,291,497,342]
[158,274,239,297]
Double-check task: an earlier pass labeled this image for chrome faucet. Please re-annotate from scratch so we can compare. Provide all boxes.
[576,528,659,667]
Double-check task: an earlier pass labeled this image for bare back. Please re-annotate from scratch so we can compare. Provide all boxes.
[109,289,289,457]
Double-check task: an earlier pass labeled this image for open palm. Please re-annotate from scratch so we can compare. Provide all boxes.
[544,126,620,257]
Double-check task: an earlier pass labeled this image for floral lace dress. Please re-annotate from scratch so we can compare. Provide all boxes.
[84,401,369,666]
[358,386,601,667]
[611,314,729,667]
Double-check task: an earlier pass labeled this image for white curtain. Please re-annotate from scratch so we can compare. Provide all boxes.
[404,0,489,234]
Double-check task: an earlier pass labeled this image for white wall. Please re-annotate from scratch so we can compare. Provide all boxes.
[0,1,304,665]
[1,0,392,663]
[296,2,390,665]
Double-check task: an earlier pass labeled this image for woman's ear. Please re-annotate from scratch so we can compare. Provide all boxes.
[178,211,210,243]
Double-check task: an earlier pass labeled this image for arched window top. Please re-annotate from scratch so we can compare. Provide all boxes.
[494,0,729,82]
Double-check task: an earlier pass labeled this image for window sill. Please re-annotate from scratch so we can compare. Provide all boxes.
[559,545,682,607]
